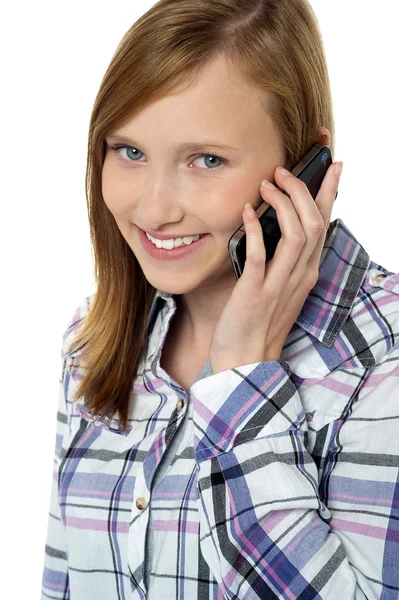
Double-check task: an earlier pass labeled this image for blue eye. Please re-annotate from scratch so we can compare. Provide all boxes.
[106,144,226,170]
[193,154,225,169]
[107,144,143,161]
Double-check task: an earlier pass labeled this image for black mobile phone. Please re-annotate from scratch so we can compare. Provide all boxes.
[228,144,337,280]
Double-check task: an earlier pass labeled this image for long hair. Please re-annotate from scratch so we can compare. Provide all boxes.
[68,0,335,432]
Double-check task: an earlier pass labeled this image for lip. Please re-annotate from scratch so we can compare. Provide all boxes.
[137,226,211,261]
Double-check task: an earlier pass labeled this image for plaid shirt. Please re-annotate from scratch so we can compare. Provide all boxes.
[41,218,399,599]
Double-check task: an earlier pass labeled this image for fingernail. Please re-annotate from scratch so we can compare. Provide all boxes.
[276,166,291,177]
[244,202,255,217]
[334,161,344,177]
[261,179,277,191]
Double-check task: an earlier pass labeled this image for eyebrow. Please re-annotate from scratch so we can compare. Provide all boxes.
[105,133,240,152]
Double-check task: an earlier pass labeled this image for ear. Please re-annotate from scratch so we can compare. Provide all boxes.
[318,126,331,148]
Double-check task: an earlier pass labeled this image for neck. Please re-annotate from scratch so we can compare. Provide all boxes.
[173,277,236,346]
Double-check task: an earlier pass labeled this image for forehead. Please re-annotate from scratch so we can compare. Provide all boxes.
[112,55,274,145]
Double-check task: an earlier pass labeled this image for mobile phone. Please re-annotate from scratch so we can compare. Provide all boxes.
[228,144,337,280]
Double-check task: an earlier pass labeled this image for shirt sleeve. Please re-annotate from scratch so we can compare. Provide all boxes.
[40,315,80,599]
[190,344,399,599]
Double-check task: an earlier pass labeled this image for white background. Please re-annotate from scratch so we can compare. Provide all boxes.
[1,1,398,597]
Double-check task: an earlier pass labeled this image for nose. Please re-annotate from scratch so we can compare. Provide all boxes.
[136,172,184,228]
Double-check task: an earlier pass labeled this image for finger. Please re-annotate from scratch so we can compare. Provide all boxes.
[240,202,266,284]
[309,161,343,269]
[258,182,308,287]
[273,166,326,268]
[272,162,342,276]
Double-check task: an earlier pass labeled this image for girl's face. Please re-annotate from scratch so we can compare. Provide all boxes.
[102,54,285,295]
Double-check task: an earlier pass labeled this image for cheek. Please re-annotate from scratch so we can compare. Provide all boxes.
[101,162,134,216]
[208,206,243,234]
[206,180,258,233]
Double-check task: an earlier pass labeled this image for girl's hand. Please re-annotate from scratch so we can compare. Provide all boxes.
[209,162,343,373]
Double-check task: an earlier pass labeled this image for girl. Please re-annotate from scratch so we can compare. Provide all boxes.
[41,1,399,598]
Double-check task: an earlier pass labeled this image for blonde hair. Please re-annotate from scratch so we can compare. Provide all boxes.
[68,0,335,432]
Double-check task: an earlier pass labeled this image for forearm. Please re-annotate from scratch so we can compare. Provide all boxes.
[191,360,377,599]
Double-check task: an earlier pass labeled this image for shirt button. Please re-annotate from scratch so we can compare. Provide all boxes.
[136,496,147,510]
[176,397,185,411]
[374,272,388,284]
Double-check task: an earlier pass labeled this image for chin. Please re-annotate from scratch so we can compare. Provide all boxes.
[141,260,234,296]
[143,272,205,295]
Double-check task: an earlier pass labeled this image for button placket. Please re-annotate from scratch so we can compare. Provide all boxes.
[128,464,150,588]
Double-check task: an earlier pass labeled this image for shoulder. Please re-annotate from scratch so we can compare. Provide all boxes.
[351,260,399,366]
[295,219,399,376]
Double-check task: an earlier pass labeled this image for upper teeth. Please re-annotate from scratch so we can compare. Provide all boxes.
[146,232,202,249]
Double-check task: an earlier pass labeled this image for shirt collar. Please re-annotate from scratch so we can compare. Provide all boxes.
[152,218,371,349]
[76,218,371,431]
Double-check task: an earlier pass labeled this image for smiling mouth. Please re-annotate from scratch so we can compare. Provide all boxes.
[145,231,209,249]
